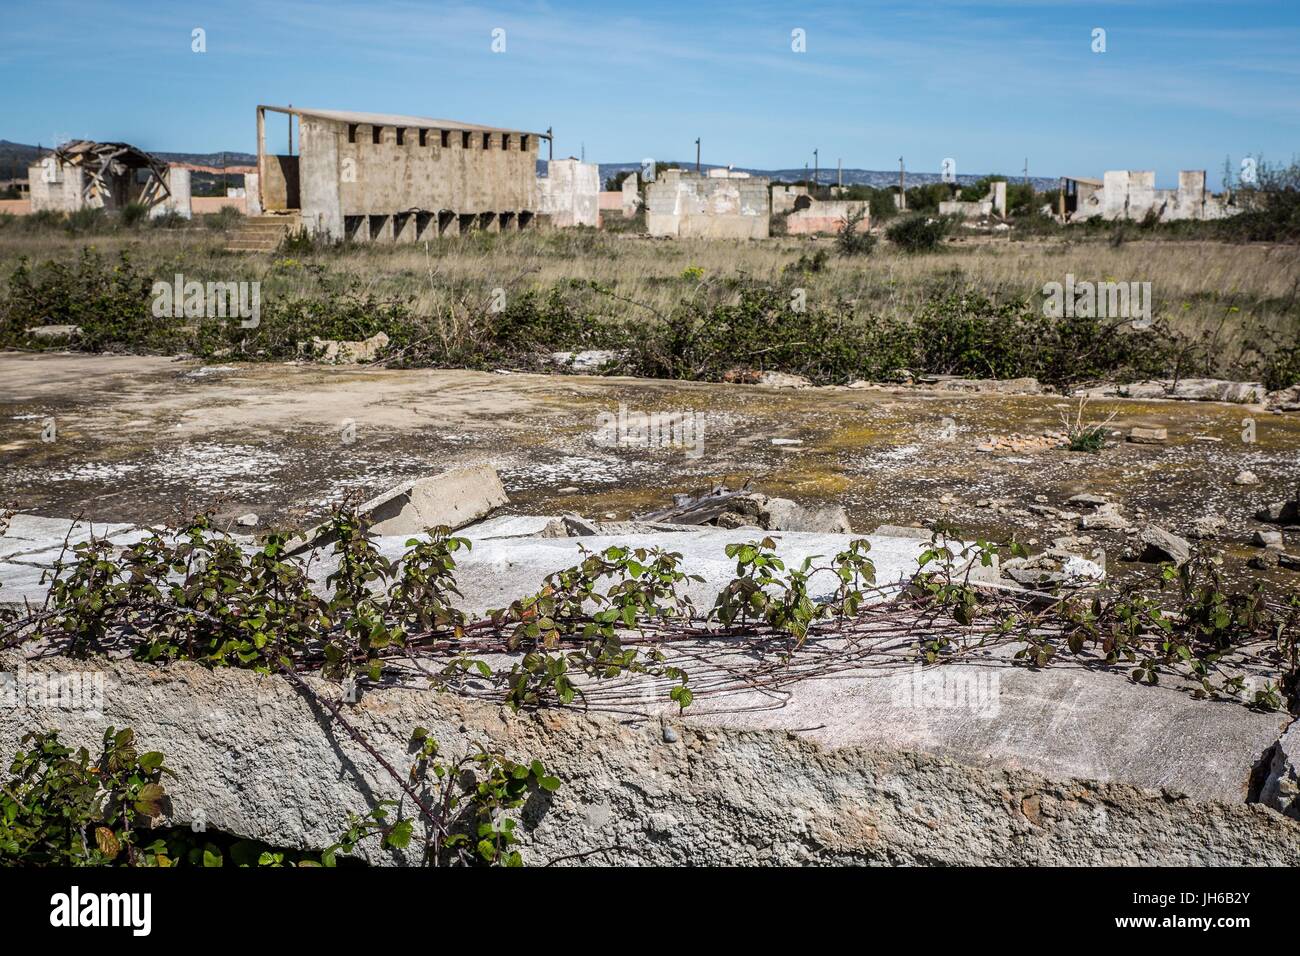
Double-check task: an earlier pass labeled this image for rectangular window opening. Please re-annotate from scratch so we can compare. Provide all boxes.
[372,126,383,145]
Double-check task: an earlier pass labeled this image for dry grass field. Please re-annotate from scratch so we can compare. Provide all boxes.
[2,214,1298,382]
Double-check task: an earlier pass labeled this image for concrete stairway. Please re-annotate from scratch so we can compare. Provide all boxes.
[224,212,302,253]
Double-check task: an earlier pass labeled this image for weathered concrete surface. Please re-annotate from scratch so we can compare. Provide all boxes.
[1,653,1296,865]
[1262,722,1300,820]
[646,169,770,239]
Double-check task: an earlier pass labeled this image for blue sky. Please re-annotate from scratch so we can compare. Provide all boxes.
[2,0,1296,188]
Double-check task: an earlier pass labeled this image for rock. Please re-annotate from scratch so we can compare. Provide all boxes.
[1261,723,1300,820]
[1067,493,1110,508]
[1079,504,1128,531]
[1234,470,1259,486]
[1249,551,1281,570]
[1265,384,1300,412]
[303,331,390,364]
[1280,553,1300,571]
[661,725,680,744]
[1134,524,1191,565]
[760,497,852,534]
[1075,379,1267,404]
[1187,515,1226,540]
[235,513,259,528]
[756,371,813,389]
[547,350,627,372]
[928,377,1043,395]
[289,465,507,553]
[1256,500,1300,524]
[1252,530,1284,550]
[1127,426,1167,444]
[26,324,82,339]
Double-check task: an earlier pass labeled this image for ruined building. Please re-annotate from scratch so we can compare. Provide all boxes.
[646,169,770,239]
[536,158,600,228]
[27,141,191,219]
[1060,170,1240,223]
[254,105,546,241]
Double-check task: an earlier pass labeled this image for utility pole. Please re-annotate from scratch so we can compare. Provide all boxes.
[1023,157,1029,185]
[837,157,842,191]
[813,148,819,191]
[694,138,700,173]
[581,142,585,162]
[288,104,293,155]
[546,127,553,162]
[899,156,906,211]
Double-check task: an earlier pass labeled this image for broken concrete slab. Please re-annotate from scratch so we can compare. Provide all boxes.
[1076,379,1268,405]
[1262,721,1299,820]
[26,324,82,340]
[1133,524,1191,565]
[928,377,1044,395]
[302,331,390,364]
[1,652,1294,865]
[289,465,508,553]
[1127,426,1168,444]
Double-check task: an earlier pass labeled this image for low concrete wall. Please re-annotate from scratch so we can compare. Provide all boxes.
[2,652,1296,865]
[786,200,868,235]
[192,196,247,215]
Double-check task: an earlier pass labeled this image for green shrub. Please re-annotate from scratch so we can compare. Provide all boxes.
[835,206,876,256]
[885,214,952,253]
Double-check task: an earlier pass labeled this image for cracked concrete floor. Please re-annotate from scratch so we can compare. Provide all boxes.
[2,351,1298,594]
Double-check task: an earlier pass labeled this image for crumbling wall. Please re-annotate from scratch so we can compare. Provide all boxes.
[646,170,770,239]
[786,199,869,235]
[1073,170,1239,223]
[27,162,83,212]
[536,158,600,228]
[2,653,1296,866]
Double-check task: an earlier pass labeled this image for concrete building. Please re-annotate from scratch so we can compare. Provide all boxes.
[27,141,191,219]
[646,169,770,239]
[785,198,870,236]
[1062,170,1239,223]
[536,158,600,228]
[254,105,546,241]
[771,184,810,215]
[939,180,1007,220]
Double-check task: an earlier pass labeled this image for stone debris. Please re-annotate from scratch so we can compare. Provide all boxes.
[235,513,259,528]
[757,371,814,389]
[1002,549,1105,588]
[1261,723,1300,820]
[26,324,82,340]
[290,464,507,553]
[1127,426,1167,444]
[641,484,850,534]
[302,331,390,364]
[1234,470,1259,486]
[547,350,627,372]
[1266,384,1300,412]
[925,376,1044,395]
[1077,501,1129,531]
[976,431,1066,453]
[1252,530,1284,550]
[1075,379,1268,405]
[1256,499,1300,525]
[1132,524,1192,565]
[1187,514,1226,540]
